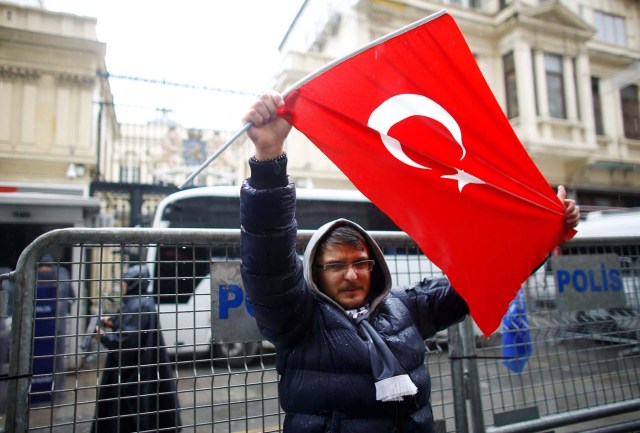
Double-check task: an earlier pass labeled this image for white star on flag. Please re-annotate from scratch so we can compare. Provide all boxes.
[441,169,486,192]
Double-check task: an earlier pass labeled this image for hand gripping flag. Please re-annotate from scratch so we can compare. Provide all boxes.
[278,10,576,336]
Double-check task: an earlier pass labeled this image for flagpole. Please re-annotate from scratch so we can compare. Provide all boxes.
[178,8,448,189]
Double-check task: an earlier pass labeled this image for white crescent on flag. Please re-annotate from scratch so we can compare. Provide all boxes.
[367,93,464,169]
[367,93,485,192]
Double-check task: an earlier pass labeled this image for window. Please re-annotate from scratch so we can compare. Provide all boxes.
[503,51,518,119]
[119,165,140,183]
[591,77,604,135]
[442,0,482,9]
[545,53,566,119]
[594,11,626,47]
[621,84,640,139]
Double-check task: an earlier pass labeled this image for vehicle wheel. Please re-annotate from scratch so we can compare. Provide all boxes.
[213,342,260,367]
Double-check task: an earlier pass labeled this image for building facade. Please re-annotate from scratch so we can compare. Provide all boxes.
[0,1,115,268]
[269,0,640,209]
[0,1,111,187]
[0,1,247,244]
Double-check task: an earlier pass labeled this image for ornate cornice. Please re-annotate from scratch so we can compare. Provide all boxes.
[0,66,96,87]
[55,72,95,88]
[0,65,40,81]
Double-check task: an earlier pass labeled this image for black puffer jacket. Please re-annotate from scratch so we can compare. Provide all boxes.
[93,266,181,433]
[240,156,469,433]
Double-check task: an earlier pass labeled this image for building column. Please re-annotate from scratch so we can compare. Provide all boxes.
[575,51,596,148]
[533,49,551,139]
[563,55,578,122]
[514,40,537,140]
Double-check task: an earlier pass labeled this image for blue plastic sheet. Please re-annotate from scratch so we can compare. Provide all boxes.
[501,291,533,374]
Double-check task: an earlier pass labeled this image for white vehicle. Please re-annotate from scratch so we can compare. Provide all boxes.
[571,208,640,239]
[0,188,98,370]
[146,186,442,362]
[527,208,640,303]
[525,208,640,337]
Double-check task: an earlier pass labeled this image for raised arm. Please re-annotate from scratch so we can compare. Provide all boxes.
[240,92,313,349]
[242,91,292,161]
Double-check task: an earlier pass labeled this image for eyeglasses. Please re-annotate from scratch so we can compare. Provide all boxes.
[316,259,375,275]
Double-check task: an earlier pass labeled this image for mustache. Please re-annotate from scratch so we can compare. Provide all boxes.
[339,282,364,292]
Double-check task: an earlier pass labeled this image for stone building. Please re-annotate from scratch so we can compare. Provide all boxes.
[0,0,113,267]
[0,1,247,247]
[267,0,640,209]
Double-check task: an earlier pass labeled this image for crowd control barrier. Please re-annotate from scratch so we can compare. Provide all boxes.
[0,228,638,432]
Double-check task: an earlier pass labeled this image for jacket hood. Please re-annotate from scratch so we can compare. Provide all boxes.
[303,219,392,313]
[122,264,150,295]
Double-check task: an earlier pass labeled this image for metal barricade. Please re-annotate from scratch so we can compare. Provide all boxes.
[0,228,450,433]
[472,236,640,432]
[0,228,638,432]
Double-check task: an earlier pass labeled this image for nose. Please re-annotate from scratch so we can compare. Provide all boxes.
[344,265,359,280]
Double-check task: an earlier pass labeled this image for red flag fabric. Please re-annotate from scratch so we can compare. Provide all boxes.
[278,11,575,336]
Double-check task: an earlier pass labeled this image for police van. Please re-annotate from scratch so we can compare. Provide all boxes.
[146,186,441,363]
[525,208,640,339]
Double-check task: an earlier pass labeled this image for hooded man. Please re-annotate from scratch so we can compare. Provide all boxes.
[239,92,580,432]
[32,253,74,401]
[92,265,181,433]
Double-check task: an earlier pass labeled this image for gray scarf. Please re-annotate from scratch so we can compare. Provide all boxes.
[347,305,418,402]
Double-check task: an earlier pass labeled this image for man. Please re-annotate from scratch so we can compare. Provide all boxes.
[37,254,75,360]
[32,253,74,401]
[240,91,580,432]
[92,265,181,433]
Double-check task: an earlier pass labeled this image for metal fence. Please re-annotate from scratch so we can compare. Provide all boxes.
[95,99,243,188]
[0,228,639,432]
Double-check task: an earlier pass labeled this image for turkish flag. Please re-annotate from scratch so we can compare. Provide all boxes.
[278,11,575,336]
